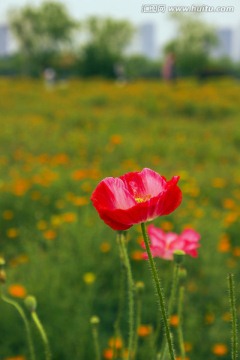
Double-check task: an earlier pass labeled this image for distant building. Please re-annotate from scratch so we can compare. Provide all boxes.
[232,24,240,62]
[125,22,157,59]
[138,22,157,59]
[0,24,9,57]
[212,28,234,60]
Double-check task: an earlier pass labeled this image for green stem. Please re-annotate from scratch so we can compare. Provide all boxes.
[228,273,238,360]
[91,318,101,360]
[118,231,135,360]
[177,286,185,360]
[132,282,144,358]
[160,262,180,359]
[141,222,175,360]
[113,238,125,359]
[31,310,52,360]
[0,290,36,360]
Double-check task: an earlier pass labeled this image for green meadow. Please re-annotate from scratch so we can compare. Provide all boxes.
[0,77,240,360]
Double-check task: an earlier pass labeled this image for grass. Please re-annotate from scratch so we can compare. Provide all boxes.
[0,77,240,359]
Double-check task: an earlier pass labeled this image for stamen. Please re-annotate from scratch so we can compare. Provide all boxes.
[135,194,151,203]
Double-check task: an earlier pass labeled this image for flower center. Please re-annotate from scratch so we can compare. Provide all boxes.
[135,194,151,203]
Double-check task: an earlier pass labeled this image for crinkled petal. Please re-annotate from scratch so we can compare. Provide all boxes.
[91,177,135,210]
[91,169,182,231]
[120,168,167,198]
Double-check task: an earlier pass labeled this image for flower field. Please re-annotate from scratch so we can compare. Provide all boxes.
[0,77,240,360]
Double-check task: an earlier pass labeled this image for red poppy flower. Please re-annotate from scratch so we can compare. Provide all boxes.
[141,225,201,260]
[91,168,182,231]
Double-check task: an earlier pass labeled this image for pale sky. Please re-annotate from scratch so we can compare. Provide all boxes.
[1,0,240,50]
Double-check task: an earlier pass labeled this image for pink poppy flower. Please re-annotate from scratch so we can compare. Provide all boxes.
[91,168,182,231]
[142,224,201,260]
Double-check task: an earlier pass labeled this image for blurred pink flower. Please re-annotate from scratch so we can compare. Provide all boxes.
[141,225,201,260]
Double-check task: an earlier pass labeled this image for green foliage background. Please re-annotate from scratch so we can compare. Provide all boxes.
[0,77,240,359]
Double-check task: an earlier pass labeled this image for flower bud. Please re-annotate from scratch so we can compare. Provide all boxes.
[0,257,6,266]
[173,250,185,264]
[0,270,6,283]
[24,295,37,312]
[179,268,187,280]
[90,316,100,325]
[135,281,145,294]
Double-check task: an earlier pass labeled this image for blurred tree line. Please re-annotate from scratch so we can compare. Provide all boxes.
[1,1,240,79]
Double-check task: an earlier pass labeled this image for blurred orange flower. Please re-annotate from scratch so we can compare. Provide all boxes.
[212,343,228,356]
[110,134,122,145]
[100,242,111,253]
[218,235,231,253]
[3,210,14,220]
[4,356,26,360]
[6,228,19,238]
[108,337,123,349]
[138,324,152,337]
[170,315,179,326]
[212,178,226,188]
[233,247,240,257]
[103,348,113,359]
[131,250,143,261]
[62,212,77,223]
[43,229,57,240]
[8,284,27,298]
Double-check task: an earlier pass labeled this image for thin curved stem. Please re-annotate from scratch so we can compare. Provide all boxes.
[118,231,135,360]
[141,222,175,360]
[31,310,52,360]
[91,319,101,360]
[177,286,185,360]
[0,291,36,360]
[113,237,125,359]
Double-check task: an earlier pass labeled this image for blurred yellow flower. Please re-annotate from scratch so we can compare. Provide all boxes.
[31,191,41,200]
[184,342,193,352]
[6,228,19,238]
[212,178,226,188]
[83,272,96,284]
[160,221,173,231]
[9,254,29,267]
[110,134,122,145]
[222,312,231,322]
[37,220,47,230]
[72,196,88,206]
[100,242,111,253]
[62,212,77,223]
[205,313,215,324]
[3,210,14,220]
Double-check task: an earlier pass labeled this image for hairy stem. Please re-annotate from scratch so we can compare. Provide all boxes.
[118,231,135,360]
[177,286,186,360]
[141,222,175,360]
[160,262,180,359]
[228,273,238,360]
